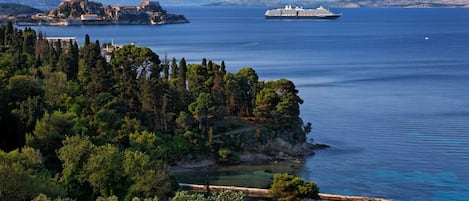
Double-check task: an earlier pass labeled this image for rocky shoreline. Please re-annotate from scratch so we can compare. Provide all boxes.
[171,139,330,172]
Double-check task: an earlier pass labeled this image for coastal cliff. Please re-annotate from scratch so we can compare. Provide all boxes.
[12,0,189,26]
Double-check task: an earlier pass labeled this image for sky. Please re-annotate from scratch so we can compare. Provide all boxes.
[97,0,336,6]
[99,0,214,6]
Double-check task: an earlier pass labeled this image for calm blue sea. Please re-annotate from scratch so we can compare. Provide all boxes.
[31,6,469,201]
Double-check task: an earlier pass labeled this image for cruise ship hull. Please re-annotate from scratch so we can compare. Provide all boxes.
[265,14,341,20]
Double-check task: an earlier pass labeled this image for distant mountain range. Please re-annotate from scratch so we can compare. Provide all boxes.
[205,0,469,7]
[3,0,469,8]
[0,3,42,15]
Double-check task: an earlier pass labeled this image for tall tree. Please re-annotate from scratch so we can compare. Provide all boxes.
[170,57,178,80]
[187,64,208,98]
[22,28,36,55]
[61,41,79,81]
[78,36,102,89]
[201,58,207,67]
[2,21,21,53]
[140,78,163,131]
[87,58,112,97]
[161,53,170,81]
[176,57,187,92]
[223,73,242,116]
[211,69,225,106]
[189,92,223,132]
[235,67,259,116]
[220,60,227,75]
[110,44,160,112]
[35,31,49,60]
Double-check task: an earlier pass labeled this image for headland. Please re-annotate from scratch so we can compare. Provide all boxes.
[3,0,188,26]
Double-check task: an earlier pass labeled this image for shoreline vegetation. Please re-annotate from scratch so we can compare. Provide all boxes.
[170,141,330,173]
[0,21,326,200]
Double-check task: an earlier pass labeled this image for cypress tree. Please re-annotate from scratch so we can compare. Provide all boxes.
[221,60,227,75]
[3,21,14,49]
[0,25,4,49]
[177,57,187,91]
[84,34,90,46]
[35,31,49,59]
[161,53,170,81]
[201,58,207,67]
[22,29,36,55]
[170,57,178,80]
[63,41,79,81]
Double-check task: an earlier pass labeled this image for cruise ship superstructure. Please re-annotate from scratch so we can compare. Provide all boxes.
[265,5,341,20]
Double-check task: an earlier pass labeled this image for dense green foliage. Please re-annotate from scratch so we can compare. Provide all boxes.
[0,22,310,200]
[269,173,319,201]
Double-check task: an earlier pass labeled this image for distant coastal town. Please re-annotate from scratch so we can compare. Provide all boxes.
[0,0,188,26]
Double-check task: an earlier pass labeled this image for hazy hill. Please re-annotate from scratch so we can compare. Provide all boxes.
[0,0,61,9]
[206,0,469,7]
[0,3,43,15]
[336,0,469,7]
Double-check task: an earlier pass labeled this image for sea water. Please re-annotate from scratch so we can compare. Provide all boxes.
[32,6,469,201]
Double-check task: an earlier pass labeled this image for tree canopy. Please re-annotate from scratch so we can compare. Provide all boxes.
[0,24,312,200]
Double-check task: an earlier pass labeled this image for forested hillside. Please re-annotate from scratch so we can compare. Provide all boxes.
[0,22,310,200]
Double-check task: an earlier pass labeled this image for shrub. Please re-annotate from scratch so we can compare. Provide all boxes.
[269,173,319,201]
[169,190,244,201]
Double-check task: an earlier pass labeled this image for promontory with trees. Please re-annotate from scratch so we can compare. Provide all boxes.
[0,22,318,200]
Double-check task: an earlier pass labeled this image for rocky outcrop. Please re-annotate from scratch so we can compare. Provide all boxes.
[270,138,315,156]
[237,138,323,163]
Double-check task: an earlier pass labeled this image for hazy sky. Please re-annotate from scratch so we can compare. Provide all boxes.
[97,0,335,6]
[98,0,212,6]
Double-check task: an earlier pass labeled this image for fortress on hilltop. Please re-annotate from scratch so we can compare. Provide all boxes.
[12,0,189,26]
